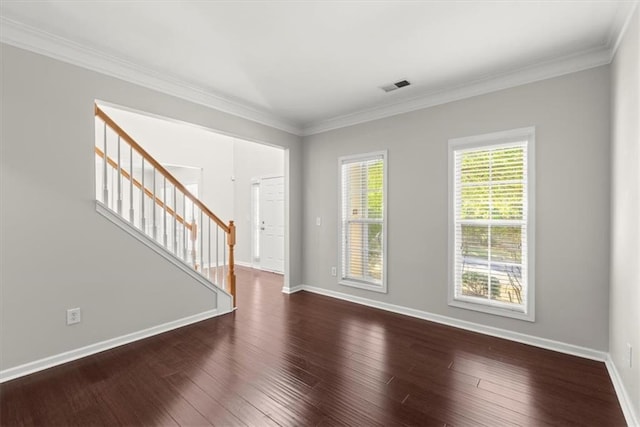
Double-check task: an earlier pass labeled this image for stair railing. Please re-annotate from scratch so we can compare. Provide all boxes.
[94,105,236,308]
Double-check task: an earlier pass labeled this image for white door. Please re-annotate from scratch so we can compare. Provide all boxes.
[259,176,284,273]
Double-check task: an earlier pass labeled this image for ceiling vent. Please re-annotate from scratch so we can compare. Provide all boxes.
[381,79,411,93]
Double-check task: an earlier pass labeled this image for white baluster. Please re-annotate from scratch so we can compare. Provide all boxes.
[140,158,146,233]
[191,201,196,268]
[208,218,212,281]
[216,226,220,285]
[173,185,177,254]
[163,176,168,247]
[183,193,187,261]
[117,136,122,215]
[223,232,227,289]
[200,210,204,276]
[152,167,157,240]
[102,122,108,205]
[129,145,134,223]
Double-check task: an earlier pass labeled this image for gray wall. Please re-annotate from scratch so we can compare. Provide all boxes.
[303,66,611,351]
[0,44,302,370]
[610,6,640,418]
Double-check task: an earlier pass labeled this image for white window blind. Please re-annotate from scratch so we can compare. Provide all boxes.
[339,151,387,292]
[449,128,534,321]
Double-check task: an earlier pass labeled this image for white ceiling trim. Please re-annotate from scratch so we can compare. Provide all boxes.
[0,17,303,136]
[1,1,636,138]
[609,0,639,58]
[301,45,612,136]
[302,1,637,136]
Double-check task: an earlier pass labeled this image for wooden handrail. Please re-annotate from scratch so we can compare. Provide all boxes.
[95,147,192,230]
[95,105,229,234]
[95,104,236,309]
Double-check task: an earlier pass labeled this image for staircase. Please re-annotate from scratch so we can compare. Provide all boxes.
[93,105,236,310]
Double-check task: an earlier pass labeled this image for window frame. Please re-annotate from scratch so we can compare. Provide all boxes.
[448,127,535,321]
[338,150,388,293]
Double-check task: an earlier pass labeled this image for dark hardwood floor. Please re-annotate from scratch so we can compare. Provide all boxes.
[1,267,626,426]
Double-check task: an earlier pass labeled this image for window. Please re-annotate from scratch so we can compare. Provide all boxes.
[448,127,535,321]
[339,151,387,292]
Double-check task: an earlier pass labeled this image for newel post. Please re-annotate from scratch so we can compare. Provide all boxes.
[228,220,237,308]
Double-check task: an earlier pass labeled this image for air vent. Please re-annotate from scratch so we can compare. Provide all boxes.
[381,79,411,92]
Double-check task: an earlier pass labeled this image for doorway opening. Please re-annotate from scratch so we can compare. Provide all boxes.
[95,100,287,290]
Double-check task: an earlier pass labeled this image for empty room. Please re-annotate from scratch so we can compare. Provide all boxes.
[1,1,638,426]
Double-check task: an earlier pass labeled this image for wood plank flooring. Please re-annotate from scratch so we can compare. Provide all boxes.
[0,267,626,426]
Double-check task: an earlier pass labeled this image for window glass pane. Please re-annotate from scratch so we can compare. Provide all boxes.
[461,151,490,183]
[492,147,524,181]
[367,222,383,280]
[461,225,489,260]
[345,162,365,219]
[367,161,384,219]
[345,221,364,279]
[491,183,523,220]
[461,262,494,299]
[461,185,490,220]
[487,266,524,305]
[345,221,383,282]
[367,189,383,219]
[491,226,522,263]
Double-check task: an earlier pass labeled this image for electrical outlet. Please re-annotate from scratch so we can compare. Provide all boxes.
[331,266,337,277]
[628,343,633,368]
[67,308,81,325]
[316,217,322,226]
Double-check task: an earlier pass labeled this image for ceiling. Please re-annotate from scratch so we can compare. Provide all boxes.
[1,1,637,135]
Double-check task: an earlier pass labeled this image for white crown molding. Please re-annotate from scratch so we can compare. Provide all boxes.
[301,45,612,136]
[0,308,232,383]
[302,1,639,136]
[0,16,302,136]
[2,1,636,138]
[609,0,639,60]
[605,356,640,427]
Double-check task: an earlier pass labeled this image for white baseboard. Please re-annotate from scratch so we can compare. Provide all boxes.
[295,285,640,421]
[297,284,608,362]
[235,260,254,268]
[281,284,304,294]
[236,260,285,276]
[606,356,640,427]
[0,308,231,383]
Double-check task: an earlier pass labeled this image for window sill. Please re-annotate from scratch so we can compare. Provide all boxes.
[449,298,534,322]
[339,279,387,294]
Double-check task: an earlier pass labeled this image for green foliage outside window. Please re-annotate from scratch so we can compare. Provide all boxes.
[367,161,383,279]
[462,271,501,299]
[460,147,524,221]
[458,145,525,305]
